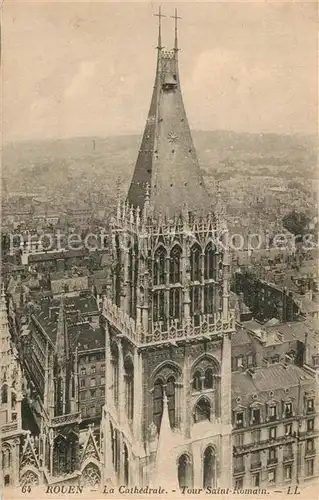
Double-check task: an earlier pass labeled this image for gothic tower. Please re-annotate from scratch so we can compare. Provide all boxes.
[0,282,24,488]
[46,297,81,479]
[102,9,235,490]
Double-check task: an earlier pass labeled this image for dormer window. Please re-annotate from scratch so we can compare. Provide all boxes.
[306,398,314,414]
[247,354,255,367]
[236,356,244,370]
[235,412,244,429]
[252,408,261,425]
[269,405,277,422]
[284,402,293,418]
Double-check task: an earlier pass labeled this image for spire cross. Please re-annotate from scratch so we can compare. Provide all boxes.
[154,6,166,49]
[171,8,182,51]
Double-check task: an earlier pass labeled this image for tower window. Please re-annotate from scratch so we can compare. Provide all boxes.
[204,284,214,315]
[153,379,164,432]
[204,242,216,280]
[111,343,119,408]
[190,286,201,317]
[166,376,176,428]
[169,288,181,320]
[178,454,193,490]
[203,446,215,489]
[153,290,165,322]
[124,357,134,423]
[1,385,8,404]
[169,246,181,283]
[190,244,201,281]
[204,368,214,389]
[192,370,202,391]
[194,397,211,423]
[154,247,166,285]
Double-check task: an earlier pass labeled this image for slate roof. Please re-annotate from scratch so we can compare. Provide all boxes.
[69,324,105,351]
[32,294,99,345]
[232,328,252,346]
[232,363,314,403]
[127,40,211,216]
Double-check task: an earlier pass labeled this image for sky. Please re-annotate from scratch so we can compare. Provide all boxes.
[2,1,318,143]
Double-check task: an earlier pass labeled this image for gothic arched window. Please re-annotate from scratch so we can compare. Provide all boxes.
[193,370,202,391]
[2,445,11,468]
[153,290,165,322]
[153,379,164,432]
[110,422,115,466]
[166,376,176,428]
[203,446,216,489]
[111,343,119,408]
[190,244,201,282]
[178,454,193,490]
[114,429,120,474]
[169,288,181,320]
[204,242,216,280]
[124,357,134,422]
[154,247,166,286]
[169,246,182,284]
[204,368,214,389]
[204,284,214,315]
[1,385,8,404]
[190,286,201,317]
[11,392,16,410]
[124,443,129,486]
[194,397,211,423]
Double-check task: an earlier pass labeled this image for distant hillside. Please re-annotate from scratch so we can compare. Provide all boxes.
[2,130,317,202]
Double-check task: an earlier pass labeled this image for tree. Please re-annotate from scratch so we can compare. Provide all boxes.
[282,210,310,237]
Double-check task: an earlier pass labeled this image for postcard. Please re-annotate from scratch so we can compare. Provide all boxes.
[1,1,318,500]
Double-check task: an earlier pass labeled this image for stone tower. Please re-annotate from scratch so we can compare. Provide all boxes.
[102,9,235,490]
[0,282,24,488]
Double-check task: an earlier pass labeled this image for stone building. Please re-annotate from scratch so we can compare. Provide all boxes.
[232,362,318,488]
[234,269,300,323]
[101,10,235,489]
[1,283,105,490]
[21,294,105,433]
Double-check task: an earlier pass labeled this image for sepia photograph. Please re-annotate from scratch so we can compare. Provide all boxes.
[1,1,318,499]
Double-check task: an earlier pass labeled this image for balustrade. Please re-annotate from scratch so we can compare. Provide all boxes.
[102,297,235,346]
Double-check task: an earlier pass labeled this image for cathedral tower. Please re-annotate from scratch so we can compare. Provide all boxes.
[102,9,235,489]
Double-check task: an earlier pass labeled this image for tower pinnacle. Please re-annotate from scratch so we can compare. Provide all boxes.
[171,8,181,52]
[154,6,166,50]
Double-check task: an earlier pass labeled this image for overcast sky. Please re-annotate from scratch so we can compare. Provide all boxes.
[3,1,318,143]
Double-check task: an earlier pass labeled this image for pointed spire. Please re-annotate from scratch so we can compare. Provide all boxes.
[151,394,178,488]
[127,9,211,217]
[56,295,69,366]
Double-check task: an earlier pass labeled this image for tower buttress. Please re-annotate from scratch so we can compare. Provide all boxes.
[0,282,24,489]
